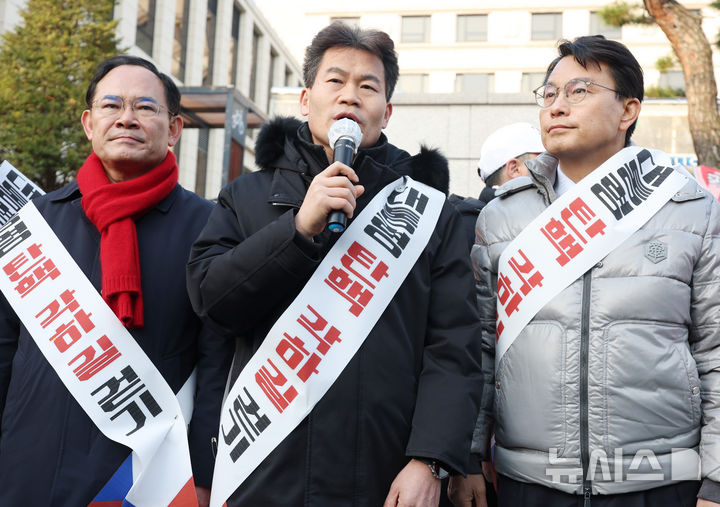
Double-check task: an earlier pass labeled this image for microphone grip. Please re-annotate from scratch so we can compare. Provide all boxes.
[327,210,347,233]
[327,138,356,233]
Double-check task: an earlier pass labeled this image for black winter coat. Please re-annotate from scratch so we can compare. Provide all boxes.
[448,186,496,250]
[187,118,482,506]
[0,182,232,505]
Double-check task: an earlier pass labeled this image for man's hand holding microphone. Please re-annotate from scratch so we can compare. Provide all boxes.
[294,118,364,239]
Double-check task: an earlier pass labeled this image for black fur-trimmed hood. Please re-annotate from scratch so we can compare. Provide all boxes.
[408,145,449,195]
[254,116,304,172]
[254,116,449,195]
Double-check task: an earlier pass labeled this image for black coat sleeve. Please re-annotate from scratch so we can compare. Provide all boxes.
[405,203,483,475]
[187,321,233,487]
[0,295,19,431]
[186,179,322,338]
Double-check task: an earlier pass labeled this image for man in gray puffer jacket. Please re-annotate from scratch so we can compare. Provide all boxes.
[449,35,720,507]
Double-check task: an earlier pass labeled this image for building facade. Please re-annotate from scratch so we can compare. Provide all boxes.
[257,0,719,96]
[0,0,303,199]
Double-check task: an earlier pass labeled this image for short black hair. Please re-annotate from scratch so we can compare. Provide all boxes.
[303,22,399,102]
[544,35,643,144]
[483,153,535,187]
[85,55,181,116]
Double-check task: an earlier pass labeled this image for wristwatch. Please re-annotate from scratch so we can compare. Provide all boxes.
[415,457,450,480]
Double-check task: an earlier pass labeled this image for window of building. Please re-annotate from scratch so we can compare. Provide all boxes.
[521,72,546,94]
[457,14,487,42]
[249,28,261,101]
[659,71,685,90]
[331,17,360,26]
[202,0,217,86]
[531,13,562,41]
[268,49,278,108]
[401,16,430,43]
[397,74,429,93]
[589,12,621,39]
[195,129,209,197]
[136,0,155,56]
[285,67,295,87]
[228,4,242,86]
[455,73,493,94]
[172,0,190,80]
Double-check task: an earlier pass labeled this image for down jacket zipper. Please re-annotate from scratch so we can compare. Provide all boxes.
[581,270,592,506]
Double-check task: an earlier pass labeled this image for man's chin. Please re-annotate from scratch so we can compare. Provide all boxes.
[543,140,576,159]
[101,152,162,176]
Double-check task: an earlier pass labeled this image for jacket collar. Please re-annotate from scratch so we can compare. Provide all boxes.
[265,121,398,208]
[49,179,180,214]
[293,122,392,175]
[525,152,558,191]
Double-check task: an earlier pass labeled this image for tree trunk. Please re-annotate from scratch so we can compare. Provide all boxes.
[644,0,720,168]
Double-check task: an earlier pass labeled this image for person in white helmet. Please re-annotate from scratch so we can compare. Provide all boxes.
[449,122,545,249]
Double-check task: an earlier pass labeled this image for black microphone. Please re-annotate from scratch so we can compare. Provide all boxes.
[326,118,362,233]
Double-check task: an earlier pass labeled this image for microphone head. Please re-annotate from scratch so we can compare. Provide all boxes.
[328,118,362,153]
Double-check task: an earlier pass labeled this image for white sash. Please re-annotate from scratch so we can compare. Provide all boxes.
[495,147,688,366]
[0,203,196,506]
[209,176,445,507]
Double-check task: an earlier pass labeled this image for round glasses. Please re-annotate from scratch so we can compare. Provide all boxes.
[533,79,621,108]
[92,95,168,119]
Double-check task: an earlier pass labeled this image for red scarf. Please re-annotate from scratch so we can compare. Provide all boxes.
[77,151,178,328]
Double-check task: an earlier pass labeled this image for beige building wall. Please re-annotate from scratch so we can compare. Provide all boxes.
[256,1,720,94]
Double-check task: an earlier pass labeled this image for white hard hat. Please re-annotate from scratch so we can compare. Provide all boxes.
[478,123,545,180]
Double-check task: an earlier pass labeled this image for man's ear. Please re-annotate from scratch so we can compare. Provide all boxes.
[381,102,392,129]
[168,115,183,147]
[81,110,93,141]
[300,88,310,117]
[619,97,641,133]
[505,158,523,179]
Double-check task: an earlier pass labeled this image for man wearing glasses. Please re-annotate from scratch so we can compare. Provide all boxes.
[450,36,720,507]
[0,55,231,506]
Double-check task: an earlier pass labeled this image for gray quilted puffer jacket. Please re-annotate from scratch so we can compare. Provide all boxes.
[470,151,720,497]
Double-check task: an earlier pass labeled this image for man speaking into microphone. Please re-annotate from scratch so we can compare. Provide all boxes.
[187,22,482,507]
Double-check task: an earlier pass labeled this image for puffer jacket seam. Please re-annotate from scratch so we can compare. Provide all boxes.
[696,359,720,370]
[694,279,720,289]
[703,193,713,239]
[561,323,569,456]
[596,273,690,285]
[481,238,511,249]
[695,322,720,330]
[603,318,686,328]
[602,326,610,454]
